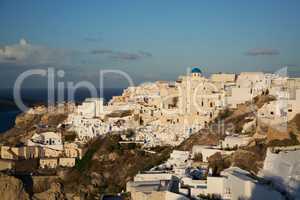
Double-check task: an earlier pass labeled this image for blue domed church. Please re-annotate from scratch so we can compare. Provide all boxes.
[191,67,202,77]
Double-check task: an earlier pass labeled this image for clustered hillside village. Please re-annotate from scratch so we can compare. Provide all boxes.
[0,67,300,200]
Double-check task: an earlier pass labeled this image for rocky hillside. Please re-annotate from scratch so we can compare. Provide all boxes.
[0,133,172,199]
[0,173,30,200]
[231,141,267,174]
[184,95,299,176]
[60,135,172,199]
[0,111,67,146]
[32,182,66,200]
[288,114,300,141]
[0,94,299,199]
[254,114,300,147]
[177,131,219,151]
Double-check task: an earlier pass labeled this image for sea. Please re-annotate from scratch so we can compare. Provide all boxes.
[0,88,124,133]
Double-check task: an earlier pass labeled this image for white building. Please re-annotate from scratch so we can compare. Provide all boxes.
[27,132,63,151]
[66,113,109,141]
[39,158,58,169]
[167,150,191,175]
[59,157,76,167]
[181,177,207,198]
[127,172,188,200]
[207,176,230,199]
[192,145,233,162]
[221,136,252,149]
[236,72,266,88]
[77,98,104,118]
[134,173,174,182]
[207,167,284,200]
[258,89,300,125]
[260,148,300,199]
[176,67,225,127]
[287,89,300,120]
[227,72,269,108]
[211,73,236,84]
[64,69,298,148]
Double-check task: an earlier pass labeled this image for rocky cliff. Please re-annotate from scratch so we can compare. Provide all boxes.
[0,173,30,200]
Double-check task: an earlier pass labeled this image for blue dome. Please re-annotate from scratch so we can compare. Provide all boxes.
[191,67,202,74]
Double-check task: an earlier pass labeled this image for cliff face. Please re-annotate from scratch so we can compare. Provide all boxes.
[177,131,219,151]
[0,113,41,145]
[61,135,172,199]
[0,174,75,200]
[32,182,66,200]
[0,173,30,200]
[31,176,60,194]
[0,109,67,146]
[254,114,300,146]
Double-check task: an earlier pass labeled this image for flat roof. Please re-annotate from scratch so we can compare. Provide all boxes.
[128,180,170,192]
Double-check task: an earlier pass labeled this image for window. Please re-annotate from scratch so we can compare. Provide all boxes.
[225,188,231,194]
[270,111,274,115]
[288,109,293,112]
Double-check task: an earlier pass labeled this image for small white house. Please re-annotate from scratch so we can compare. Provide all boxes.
[181,177,207,198]
[39,158,58,169]
[59,157,76,167]
[206,167,284,200]
[221,136,251,149]
[77,98,104,118]
[192,145,233,162]
[166,150,191,176]
[28,132,63,151]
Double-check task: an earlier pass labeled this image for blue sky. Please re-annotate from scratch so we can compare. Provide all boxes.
[0,0,299,88]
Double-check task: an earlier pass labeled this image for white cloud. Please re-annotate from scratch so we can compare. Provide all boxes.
[245,48,280,56]
[0,39,153,68]
[90,48,152,61]
[0,39,77,66]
